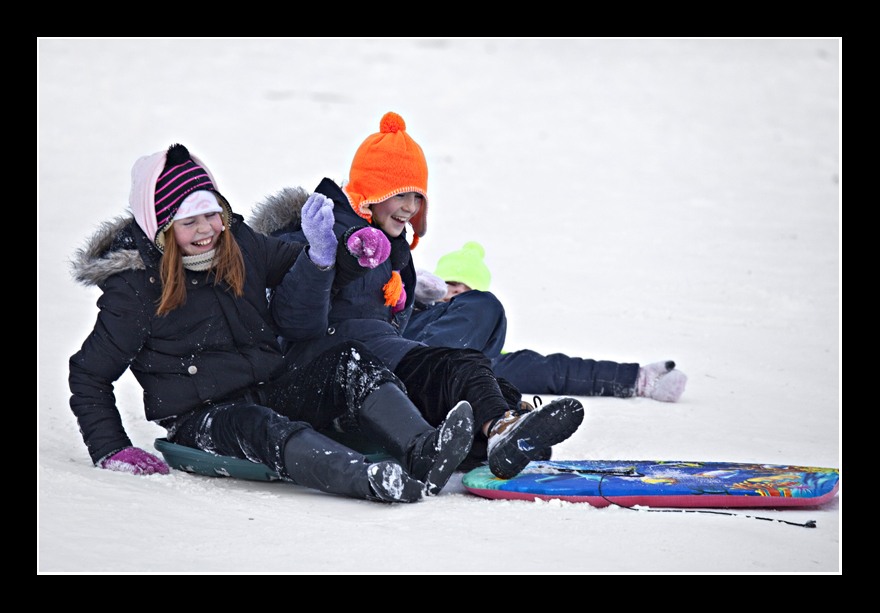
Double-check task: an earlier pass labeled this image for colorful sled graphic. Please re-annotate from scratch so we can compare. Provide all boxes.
[462,460,840,508]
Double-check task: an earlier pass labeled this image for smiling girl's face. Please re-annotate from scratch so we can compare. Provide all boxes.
[369,192,423,237]
[171,211,224,255]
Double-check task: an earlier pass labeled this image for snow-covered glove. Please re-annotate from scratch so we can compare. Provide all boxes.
[392,284,407,314]
[301,193,338,268]
[414,269,448,304]
[637,361,687,402]
[100,447,170,475]
[346,227,391,269]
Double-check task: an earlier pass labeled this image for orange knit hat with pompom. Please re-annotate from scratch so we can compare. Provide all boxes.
[343,112,428,248]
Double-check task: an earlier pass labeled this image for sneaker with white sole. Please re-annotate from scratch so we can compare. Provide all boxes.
[487,397,584,480]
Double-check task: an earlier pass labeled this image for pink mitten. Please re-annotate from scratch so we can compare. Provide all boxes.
[346,227,391,269]
[101,447,170,475]
[392,285,407,314]
[637,361,687,402]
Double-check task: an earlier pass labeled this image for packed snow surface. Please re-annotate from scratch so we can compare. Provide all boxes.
[38,38,840,573]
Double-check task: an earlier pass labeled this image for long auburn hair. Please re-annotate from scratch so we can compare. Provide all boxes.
[156,217,246,315]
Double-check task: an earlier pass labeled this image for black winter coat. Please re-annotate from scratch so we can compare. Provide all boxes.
[254,179,423,370]
[68,214,322,464]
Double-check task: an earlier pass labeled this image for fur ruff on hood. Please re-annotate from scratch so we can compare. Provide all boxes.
[248,186,311,238]
[69,215,146,288]
[71,185,304,290]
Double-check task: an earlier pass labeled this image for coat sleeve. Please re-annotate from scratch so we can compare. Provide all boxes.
[331,224,375,291]
[270,248,334,342]
[491,351,640,397]
[240,222,304,289]
[68,274,152,464]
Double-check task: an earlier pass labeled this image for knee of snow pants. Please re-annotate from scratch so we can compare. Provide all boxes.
[263,341,405,432]
[394,345,518,431]
[163,399,311,482]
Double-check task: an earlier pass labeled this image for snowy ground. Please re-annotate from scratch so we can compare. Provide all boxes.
[37,38,841,573]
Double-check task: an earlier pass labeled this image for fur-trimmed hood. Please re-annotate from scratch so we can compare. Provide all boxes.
[69,210,249,288]
[248,186,311,238]
[69,215,149,288]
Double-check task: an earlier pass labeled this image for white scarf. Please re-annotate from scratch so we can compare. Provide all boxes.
[181,249,216,272]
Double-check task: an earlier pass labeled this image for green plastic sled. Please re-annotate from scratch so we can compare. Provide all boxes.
[154,432,393,482]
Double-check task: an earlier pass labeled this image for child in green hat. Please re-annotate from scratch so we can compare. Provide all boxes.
[405,241,687,402]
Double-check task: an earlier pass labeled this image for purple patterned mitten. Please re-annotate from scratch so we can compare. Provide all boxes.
[101,447,170,475]
[301,193,338,268]
[346,227,391,269]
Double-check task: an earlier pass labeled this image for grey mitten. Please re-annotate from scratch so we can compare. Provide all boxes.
[414,269,448,304]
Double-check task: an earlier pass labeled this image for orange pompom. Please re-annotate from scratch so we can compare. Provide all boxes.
[383,270,403,307]
[380,112,406,134]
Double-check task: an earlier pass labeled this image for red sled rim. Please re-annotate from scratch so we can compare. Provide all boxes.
[464,480,839,508]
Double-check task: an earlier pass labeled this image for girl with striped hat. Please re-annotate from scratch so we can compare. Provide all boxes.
[67,143,477,503]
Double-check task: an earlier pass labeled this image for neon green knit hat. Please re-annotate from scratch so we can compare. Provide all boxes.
[433,241,491,291]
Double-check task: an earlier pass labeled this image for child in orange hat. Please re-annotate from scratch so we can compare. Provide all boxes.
[257,112,585,480]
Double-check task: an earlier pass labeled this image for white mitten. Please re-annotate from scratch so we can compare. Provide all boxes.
[414,269,448,304]
[637,361,687,402]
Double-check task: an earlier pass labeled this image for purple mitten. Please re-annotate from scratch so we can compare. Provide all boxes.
[637,361,687,402]
[101,447,170,475]
[301,193,338,268]
[346,227,391,269]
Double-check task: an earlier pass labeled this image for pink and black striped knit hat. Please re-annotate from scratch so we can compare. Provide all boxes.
[129,143,231,251]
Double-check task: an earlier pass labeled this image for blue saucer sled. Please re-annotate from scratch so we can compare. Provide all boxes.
[154,433,392,482]
[462,460,840,508]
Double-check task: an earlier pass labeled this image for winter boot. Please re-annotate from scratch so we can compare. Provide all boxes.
[487,397,584,480]
[358,383,475,495]
[283,427,424,503]
[366,461,426,503]
[518,397,553,462]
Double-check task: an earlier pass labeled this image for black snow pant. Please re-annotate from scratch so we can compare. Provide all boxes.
[160,341,403,484]
[160,396,309,483]
[392,345,522,433]
[263,341,404,432]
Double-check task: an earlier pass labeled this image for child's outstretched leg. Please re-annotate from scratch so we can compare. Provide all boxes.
[282,427,424,503]
[164,401,423,503]
[393,346,584,480]
[485,397,584,480]
[358,383,474,496]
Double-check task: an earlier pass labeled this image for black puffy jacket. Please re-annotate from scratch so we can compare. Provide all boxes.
[252,179,423,370]
[67,213,320,464]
